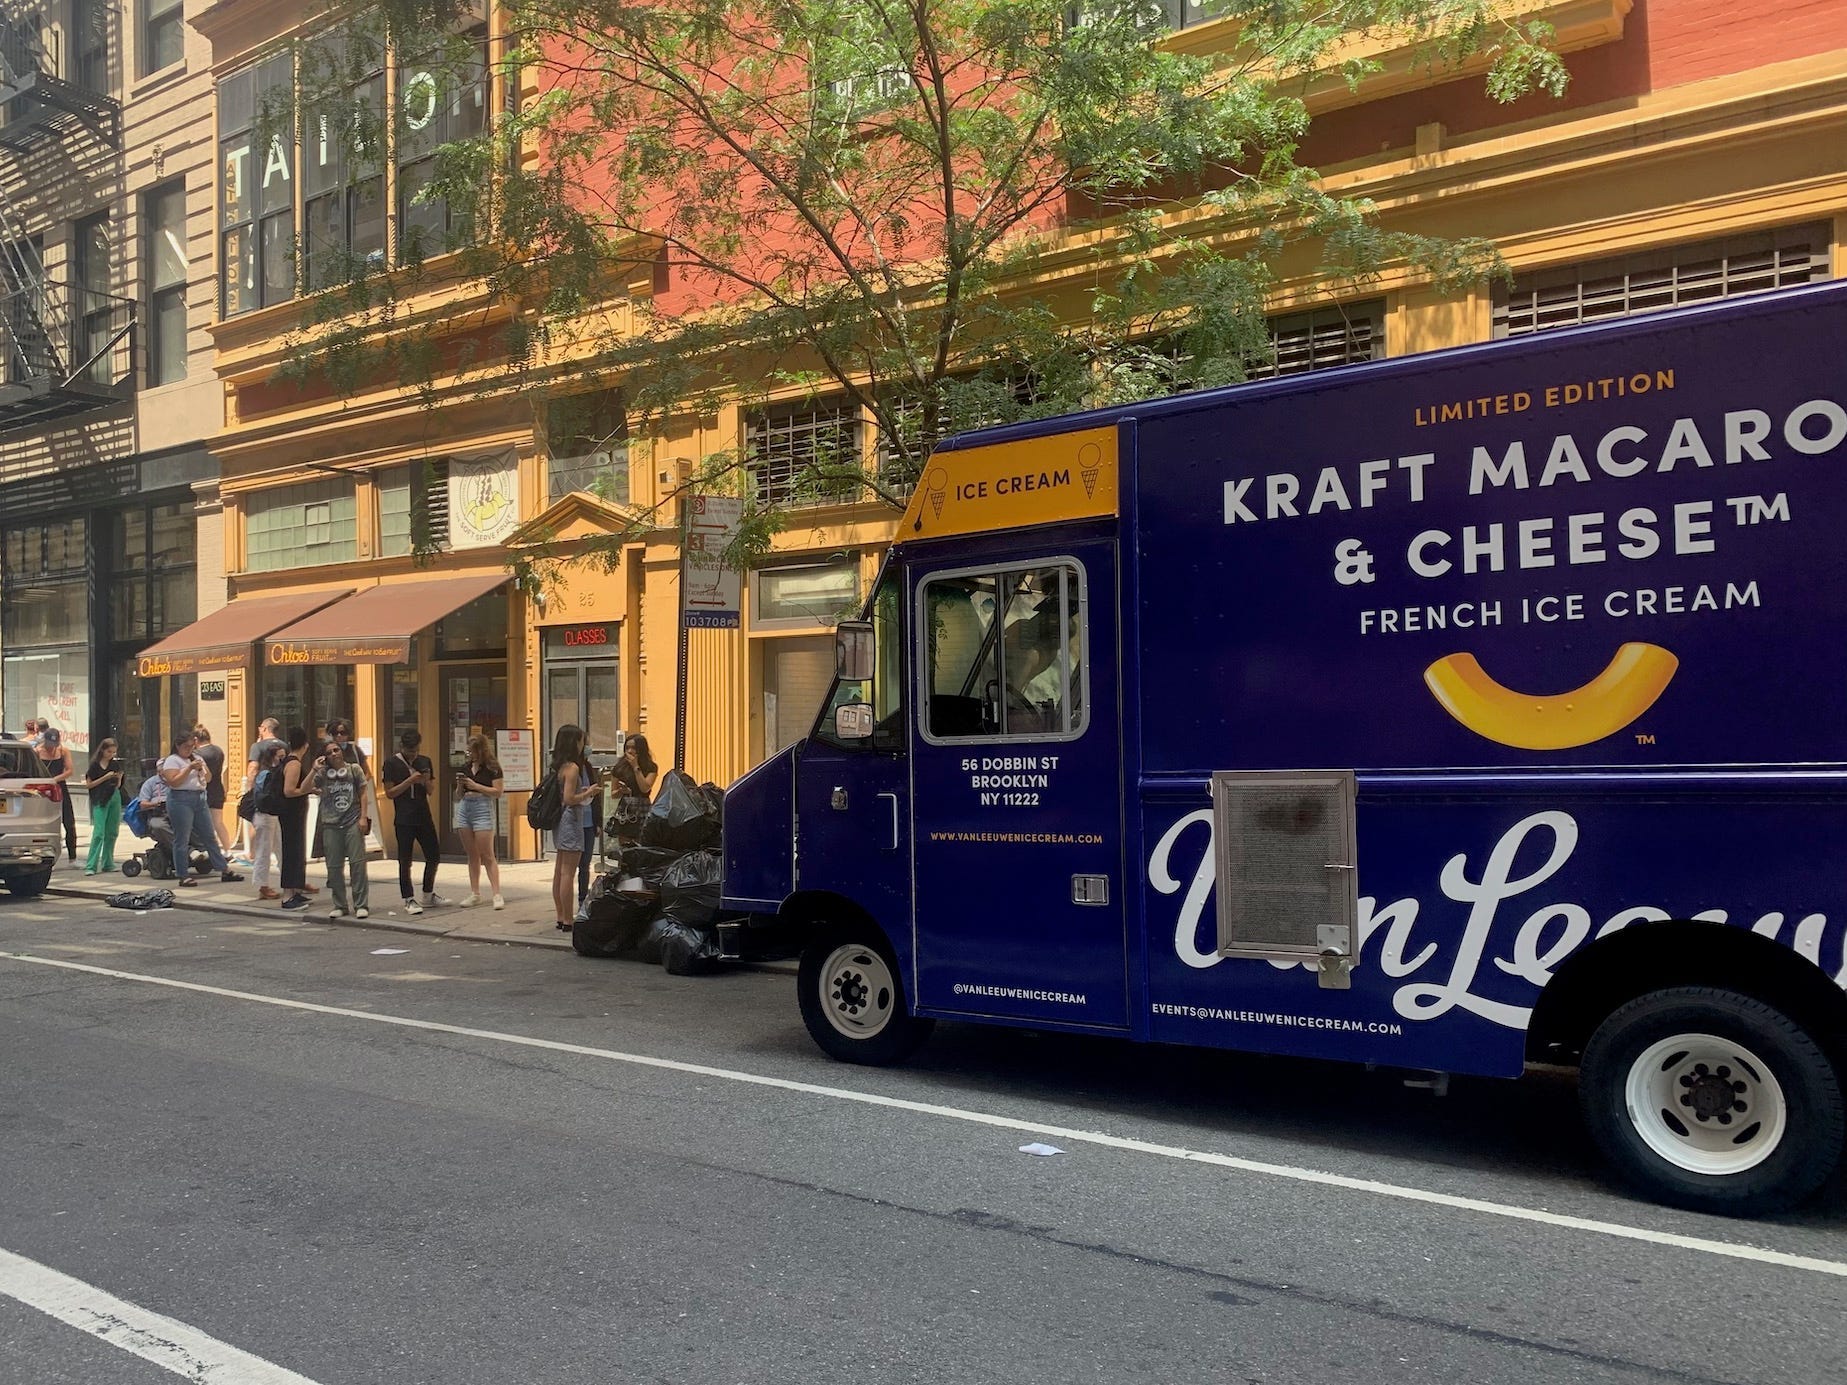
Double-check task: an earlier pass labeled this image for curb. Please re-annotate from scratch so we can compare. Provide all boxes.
[44,885,800,973]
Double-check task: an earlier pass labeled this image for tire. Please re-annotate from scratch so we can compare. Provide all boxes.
[121,859,142,878]
[797,926,934,1066]
[1580,987,1845,1215]
[3,868,52,898]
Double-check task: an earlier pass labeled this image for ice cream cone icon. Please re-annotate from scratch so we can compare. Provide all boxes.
[925,467,949,518]
[1078,443,1102,499]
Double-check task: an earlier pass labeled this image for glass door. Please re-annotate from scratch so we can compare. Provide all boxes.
[439,664,508,855]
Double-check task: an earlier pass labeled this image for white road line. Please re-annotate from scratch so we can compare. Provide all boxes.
[0,1246,324,1384]
[7,951,1847,1281]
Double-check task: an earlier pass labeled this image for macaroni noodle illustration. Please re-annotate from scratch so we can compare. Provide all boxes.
[1424,642,1679,750]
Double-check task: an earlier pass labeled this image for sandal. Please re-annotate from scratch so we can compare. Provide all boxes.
[555,920,572,933]
[176,878,196,888]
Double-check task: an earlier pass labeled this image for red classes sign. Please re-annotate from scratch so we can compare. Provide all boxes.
[562,626,609,647]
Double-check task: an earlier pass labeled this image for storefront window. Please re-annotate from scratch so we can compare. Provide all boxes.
[434,588,507,656]
[259,663,356,744]
[754,559,860,627]
[2,517,90,752]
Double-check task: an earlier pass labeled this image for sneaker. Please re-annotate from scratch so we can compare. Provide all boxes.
[327,907,343,920]
[354,907,369,919]
[403,898,424,916]
[462,892,481,907]
[491,893,505,911]
[281,894,309,910]
[423,892,448,908]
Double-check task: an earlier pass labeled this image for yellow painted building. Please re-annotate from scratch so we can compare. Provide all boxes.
[169,0,1845,857]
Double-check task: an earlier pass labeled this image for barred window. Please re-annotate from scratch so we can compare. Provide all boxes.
[1139,299,1384,393]
[873,370,1041,498]
[1493,225,1831,338]
[743,398,862,507]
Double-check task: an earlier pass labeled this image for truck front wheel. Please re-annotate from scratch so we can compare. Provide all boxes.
[798,928,934,1066]
[1580,987,1844,1215]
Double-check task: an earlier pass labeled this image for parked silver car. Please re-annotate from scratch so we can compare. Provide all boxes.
[0,737,61,896]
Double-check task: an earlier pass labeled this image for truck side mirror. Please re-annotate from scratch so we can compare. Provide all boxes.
[834,702,874,740]
[836,621,875,682]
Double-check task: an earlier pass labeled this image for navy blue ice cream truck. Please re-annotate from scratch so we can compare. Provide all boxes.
[720,280,1847,1214]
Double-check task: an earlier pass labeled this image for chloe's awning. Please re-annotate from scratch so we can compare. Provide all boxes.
[261,574,508,665]
[136,590,352,678]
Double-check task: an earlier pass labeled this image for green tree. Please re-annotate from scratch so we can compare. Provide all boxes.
[285,0,1566,574]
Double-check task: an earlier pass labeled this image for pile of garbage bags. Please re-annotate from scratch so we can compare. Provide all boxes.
[574,771,728,975]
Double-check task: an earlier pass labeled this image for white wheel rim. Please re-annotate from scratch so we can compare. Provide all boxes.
[817,944,897,1041]
[1623,1032,1788,1176]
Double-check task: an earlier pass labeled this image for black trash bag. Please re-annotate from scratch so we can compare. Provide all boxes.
[698,782,725,835]
[107,889,174,911]
[640,770,720,851]
[573,882,659,958]
[611,843,684,890]
[645,915,723,975]
[659,848,722,928]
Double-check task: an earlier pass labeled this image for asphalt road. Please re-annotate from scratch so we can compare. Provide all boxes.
[1,894,1844,1385]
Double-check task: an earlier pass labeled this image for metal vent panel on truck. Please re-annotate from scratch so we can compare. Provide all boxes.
[900,426,1118,540]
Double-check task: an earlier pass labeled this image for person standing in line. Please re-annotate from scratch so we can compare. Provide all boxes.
[609,732,658,844]
[193,726,235,857]
[246,739,286,900]
[382,729,443,915]
[241,716,281,867]
[313,739,370,919]
[277,728,314,911]
[455,733,505,909]
[576,760,605,915]
[547,724,601,933]
[158,730,242,888]
[35,728,77,864]
[81,737,125,875]
[310,717,369,862]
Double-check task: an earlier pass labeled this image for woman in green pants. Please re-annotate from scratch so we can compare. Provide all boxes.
[82,737,125,875]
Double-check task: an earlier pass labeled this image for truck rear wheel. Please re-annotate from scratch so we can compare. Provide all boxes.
[1580,987,1844,1215]
[798,928,934,1066]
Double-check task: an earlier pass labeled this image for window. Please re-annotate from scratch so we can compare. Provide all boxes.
[744,398,862,507]
[815,571,903,752]
[1252,301,1383,378]
[144,180,186,385]
[243,477,356,571]
[302,28,386,288]
[919,562,1085,742]
[874,370,1041,497]
[377,459,451,556]
[754,560,859,627]
[73,0,108,92]
[141,0,184,76]
[218,53,295,315]
[1493,225,1831,337]
[396,24,488,263]
[547,389,630,503]
[73,212,113,386]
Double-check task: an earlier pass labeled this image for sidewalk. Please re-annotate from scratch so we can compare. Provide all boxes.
[57,814,583,949]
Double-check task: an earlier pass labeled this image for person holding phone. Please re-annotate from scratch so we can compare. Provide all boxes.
[454,733,504,910]
[158,730,242,887]
[278,727,314,911]
[81,736,125,875]
[382,728,443,914]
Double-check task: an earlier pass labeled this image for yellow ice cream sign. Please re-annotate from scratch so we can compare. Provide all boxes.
[900,426,1119,540]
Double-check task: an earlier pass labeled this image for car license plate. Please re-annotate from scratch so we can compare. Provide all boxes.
[0,794,15,817]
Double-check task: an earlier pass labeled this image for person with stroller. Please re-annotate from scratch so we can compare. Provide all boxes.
[81,737,125,875]
[35,728,77,864]
[158,730,243,888]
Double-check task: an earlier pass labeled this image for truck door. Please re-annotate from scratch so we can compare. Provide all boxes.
[909,539,1128,1029]
[794,571,913,946]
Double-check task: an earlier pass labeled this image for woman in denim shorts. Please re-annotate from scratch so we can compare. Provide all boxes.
[547,723,602,933]
[454,734,505,909]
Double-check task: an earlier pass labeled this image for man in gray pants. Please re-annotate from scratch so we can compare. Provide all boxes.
[312,740,370,919]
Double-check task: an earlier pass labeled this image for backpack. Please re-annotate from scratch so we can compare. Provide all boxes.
[256,766,288,817]
[525,769,564,831]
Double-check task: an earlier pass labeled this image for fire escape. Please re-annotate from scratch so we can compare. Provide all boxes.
[0,2,132,435]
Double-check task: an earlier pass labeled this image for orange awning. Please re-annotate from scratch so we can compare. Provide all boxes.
[136,590,352,678]
[261,574,508,666]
